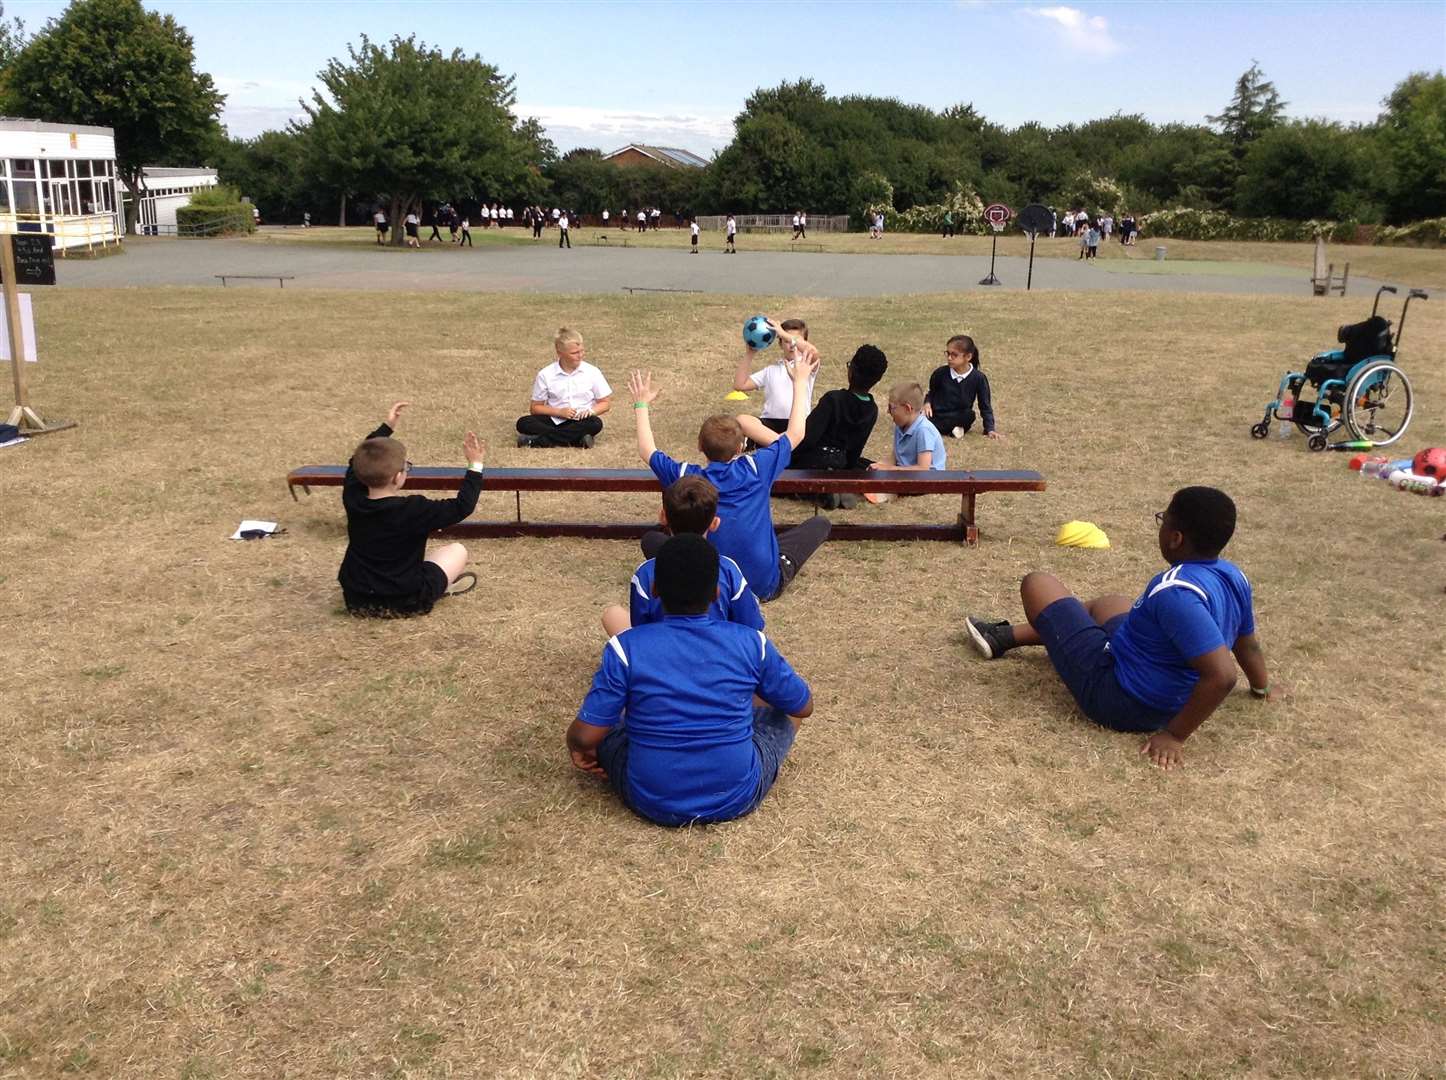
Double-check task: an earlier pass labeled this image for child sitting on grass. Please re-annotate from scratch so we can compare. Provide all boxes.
[737,344,889,509]
[631,335,829,603]
[925,334,1002,440]
[965,486,1283,770]
[864,381,946,505]
[600,475,764,637]
[567,534,814,827]
[338,401,485,617]
[516,327,613,448]
[732,318,818,435]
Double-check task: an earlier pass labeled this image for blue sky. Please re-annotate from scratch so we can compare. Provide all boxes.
[9,1,1445,153]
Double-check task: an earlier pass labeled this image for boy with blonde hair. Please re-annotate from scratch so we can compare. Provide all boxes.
[632,322,830,602]
[516,328,613,448]
[338,401,486,616]
[864,382,946,505]
[732,318,818,435]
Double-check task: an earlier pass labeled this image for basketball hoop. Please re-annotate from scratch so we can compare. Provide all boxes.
[979,203,1012,286]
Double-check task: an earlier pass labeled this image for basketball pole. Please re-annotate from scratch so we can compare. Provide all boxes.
[1,234,46,431]
[979,227,1002,286]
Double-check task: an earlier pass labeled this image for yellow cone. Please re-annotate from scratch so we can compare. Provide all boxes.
[1055,520,1110,549]
[724,390,750,401]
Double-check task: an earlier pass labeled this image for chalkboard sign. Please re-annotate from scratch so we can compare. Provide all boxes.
[1,235,57,286]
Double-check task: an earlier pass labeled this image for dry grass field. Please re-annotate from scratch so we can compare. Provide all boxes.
[253,225,1446,289]
[2,283,1444,1078]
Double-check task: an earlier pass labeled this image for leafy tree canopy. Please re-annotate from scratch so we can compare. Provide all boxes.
[1208,60,1287,151]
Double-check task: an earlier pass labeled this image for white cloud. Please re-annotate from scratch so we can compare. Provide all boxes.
[215,75,316,137]
[1025,7,1122,56]
[516,103,733,155]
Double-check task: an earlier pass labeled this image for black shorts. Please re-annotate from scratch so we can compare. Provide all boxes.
[375,222,388,233]
[344,562,449,618]
[405,223,418,237]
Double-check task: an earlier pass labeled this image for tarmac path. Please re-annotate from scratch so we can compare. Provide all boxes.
[54,235,1363,298]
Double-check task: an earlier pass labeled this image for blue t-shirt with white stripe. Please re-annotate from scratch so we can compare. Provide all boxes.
[1109,559,1256,714]
[577,616,812,825]
[629,554,765,630]
[649,439,792,600]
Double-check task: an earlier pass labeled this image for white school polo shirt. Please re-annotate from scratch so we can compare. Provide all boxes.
[531,360,612,425]
[749,360,818,420]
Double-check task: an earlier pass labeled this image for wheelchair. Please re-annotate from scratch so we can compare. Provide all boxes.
[1250,286,1428,451]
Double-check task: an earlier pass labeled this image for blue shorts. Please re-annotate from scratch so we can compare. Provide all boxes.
[595,705,797,826]
[1035,598,1175,733]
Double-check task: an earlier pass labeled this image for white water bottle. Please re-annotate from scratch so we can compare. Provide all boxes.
[1276,395,1295,438]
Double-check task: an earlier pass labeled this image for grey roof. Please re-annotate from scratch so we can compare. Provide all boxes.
[602,143,709,169]
[141,167,218,179]
[0,117,116,138]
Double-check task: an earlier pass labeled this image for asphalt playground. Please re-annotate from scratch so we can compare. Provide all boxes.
[54,234,1362,298]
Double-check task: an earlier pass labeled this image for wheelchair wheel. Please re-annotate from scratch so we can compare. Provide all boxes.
[1250,422,1269,439]
[1307,433,1328,452]
[1344,362,1413,447]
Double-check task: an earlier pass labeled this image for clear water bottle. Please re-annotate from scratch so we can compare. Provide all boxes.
[1276,395,1295,438]
[1360,456,1390,478]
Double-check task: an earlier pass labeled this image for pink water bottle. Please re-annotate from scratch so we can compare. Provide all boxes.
[1276,394,1295,438]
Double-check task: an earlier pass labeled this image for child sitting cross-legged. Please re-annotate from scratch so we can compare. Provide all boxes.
[630,338,830,603]
[925,334,1003,440]
[965,486,1285,770]
[864,381,947,505]
[566,534,814,827]
[732,318,818,436]
[737,344,889,510]
[516,327,612,449]
[338,401,486,617]
[600,475,764,637]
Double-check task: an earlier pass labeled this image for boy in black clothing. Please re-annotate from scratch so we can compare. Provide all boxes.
[924,334,1004,440]
[737,344,889,509]
[338,401,486,616]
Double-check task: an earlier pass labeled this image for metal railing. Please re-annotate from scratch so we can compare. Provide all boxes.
[693,214,850,233]
[0,212,122,254]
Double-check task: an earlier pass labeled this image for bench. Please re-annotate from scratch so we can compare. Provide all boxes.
[623,286,702,295]
[789,242,824,253]
[286,465,1047,545]
[215,274,295,288]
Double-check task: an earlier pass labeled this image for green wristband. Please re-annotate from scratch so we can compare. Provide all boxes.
[633,402,649,410]
[1250,683,1269,698]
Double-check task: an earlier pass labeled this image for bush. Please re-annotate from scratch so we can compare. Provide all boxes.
[871,184,986,234]
[1137,208,1357,243]
[1374,217,1446,248]
[174,184,256,236]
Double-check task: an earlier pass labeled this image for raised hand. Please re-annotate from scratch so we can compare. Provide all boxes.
[463,431,486,465]
[386,401,411,427]
[629,370,661,406]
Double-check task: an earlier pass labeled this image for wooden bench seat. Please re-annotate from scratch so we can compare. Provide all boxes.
[286,465,1046,545]
[215,274,295,288]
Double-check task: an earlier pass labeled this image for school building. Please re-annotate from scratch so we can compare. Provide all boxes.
[600,144,710,170]
[0,118,125,251]
[125,167,219,235]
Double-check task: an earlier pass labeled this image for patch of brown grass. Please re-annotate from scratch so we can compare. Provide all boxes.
[1,286,1443,1077]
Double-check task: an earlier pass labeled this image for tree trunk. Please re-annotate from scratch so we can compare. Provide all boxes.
[122,168,142,235]
[389,194,418,246]
[338,192,347,227]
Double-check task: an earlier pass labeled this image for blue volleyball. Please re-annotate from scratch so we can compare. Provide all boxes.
[743,315,776,351]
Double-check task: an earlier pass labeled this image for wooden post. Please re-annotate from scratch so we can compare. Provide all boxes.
[2,233,46,431]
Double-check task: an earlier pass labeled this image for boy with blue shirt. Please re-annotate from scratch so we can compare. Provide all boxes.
[600,475,764,637]
[865,382,946,505]
[567,535,814,826]
[628,333,830,602]
[966,486,1282,770]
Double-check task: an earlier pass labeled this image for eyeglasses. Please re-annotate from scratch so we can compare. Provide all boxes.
[405,460,414,472]
[945,350,966,358]
[1154,511,1165,526]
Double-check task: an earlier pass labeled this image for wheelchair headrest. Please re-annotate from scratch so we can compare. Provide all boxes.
[1337,316,1392,363]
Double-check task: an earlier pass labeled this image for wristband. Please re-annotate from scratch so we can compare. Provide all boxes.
[1250,684,1269,698]
[467,462,485,473]
[633,402,649,410]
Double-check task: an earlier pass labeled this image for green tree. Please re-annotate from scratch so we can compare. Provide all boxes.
[0,2,26,71]
[1375,71,1446,224]
[300,35,549,245]
[1208,61,1287,154]
[0,0,223,233]
[1116,124,1234,209]
[1234,120,1369,220]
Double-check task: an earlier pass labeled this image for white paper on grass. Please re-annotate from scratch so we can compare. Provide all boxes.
[230,520,280,540]
[0,294,38,362]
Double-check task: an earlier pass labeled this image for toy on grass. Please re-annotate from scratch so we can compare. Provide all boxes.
[723,390,750,401]
[742,315,776,351]
[1412,447,1446,479]
[1055,521,1110,549]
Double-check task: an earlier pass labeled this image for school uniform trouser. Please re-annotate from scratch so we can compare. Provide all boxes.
[639,514,832,602]
[516,415,601,446]
[930,409,975,435]
[460,231,472,246]
[429,226,442,241]
[559,228,571,248]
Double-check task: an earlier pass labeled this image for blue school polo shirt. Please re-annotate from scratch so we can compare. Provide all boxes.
[576,616,812,825]
[1108,560,1256,714]
[894,415,947,469]
[629,555,765,630]
[649,439,792,599]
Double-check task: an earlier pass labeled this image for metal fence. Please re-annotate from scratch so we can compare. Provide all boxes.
[0,212,122,254]
[694,214,851,233]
